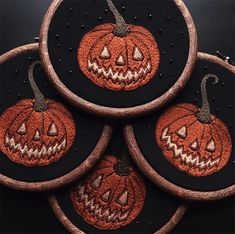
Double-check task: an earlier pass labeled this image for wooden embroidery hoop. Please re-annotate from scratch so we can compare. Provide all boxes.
[48,195,187,234]
[124,52,235,201]
[39,0,198,119]
[0,43,113,191]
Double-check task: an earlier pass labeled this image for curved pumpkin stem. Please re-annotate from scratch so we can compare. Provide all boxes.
[28,61,48,112]
[196,74,219,123]
[106,0,130,37]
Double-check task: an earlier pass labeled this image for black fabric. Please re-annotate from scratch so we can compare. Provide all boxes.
[1,1,235,234]
[55,127,182,233]
[47,0,190,108]
[132,58,235,191]
[0,50,106,182]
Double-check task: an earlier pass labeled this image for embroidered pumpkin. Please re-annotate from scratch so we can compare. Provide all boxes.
[156,74,232,177]
[78,0,160,91]
[0,61,76,166]
[70,155,146,230]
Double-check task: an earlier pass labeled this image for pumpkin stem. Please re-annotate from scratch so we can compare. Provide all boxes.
[106,0,130,37]
[114,157,130,176]
[196,74,219,124]
[28,61,48,112]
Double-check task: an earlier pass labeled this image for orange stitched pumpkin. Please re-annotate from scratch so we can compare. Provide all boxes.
[78,0,160,91]
[156,74,232,177]
[0,61,76,166]
[70,155,146,230]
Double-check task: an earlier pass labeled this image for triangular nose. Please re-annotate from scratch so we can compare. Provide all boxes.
[33,130,40,141]
[116,54,126,66]
[102,190,111,202]
[190,140,199,150]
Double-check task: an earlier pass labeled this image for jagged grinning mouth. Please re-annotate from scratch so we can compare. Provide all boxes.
[74,184,130,223]
[88,59,152,84]
[5,134,66,160]
[161,128,220,170]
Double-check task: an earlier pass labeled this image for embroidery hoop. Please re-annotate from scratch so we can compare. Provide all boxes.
[0,43,113,191]
[124,52,235,201]
[39,0,198,119]
[48,194,187,234]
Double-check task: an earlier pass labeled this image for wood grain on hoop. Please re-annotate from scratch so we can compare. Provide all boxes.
[0,43,113,191]
[39,0,198,119]
[48,195,187,234]
[124,53,235,201]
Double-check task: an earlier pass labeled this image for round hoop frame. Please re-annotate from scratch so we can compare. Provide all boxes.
[39,0,198,119]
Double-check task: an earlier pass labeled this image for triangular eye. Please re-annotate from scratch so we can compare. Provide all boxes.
[17,122,27,135]
[101,190,111,202]
[190,140,199,151]
[176,126,187,139]
[33,130,40,141]
[48,123,58,136]
[100,46,111,59]
[91,175,102,189]
[116,54,126,66]
[206,139,215,152]
[133,46,143,61]
[117,190,128,205]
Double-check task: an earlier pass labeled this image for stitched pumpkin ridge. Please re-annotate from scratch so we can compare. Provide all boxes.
[0,61,76,166]
[70,155,146,230]
[155,74,232,177]
[78,0,160,91]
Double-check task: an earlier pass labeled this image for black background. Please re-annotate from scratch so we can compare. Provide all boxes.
[53,128,183,233]
[0,0,235,234]
[0,50,105,182]
[47,0,189,108]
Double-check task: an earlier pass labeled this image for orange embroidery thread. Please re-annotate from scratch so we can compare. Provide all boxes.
[0,61,76,166]
[78,0,160,91]
[70,155,146,230]
[156,74,232,177]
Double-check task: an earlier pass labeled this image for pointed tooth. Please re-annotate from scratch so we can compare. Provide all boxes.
[174,147,183,158]
[52,143,59,154]
[5,135,10,144]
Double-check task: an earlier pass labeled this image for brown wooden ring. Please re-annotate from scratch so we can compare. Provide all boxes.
[198,53,235,73]
[39,0,198,119]
[0,43,113,191]
[48,195,187,234]
[124,52,235,201]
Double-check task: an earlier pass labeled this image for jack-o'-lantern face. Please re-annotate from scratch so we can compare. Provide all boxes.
[0,62,76,166]
[70,155,146,230]
[0,99,75,166]
[78,0,160,91]
[156,75,232,176]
